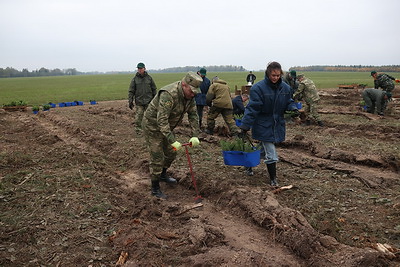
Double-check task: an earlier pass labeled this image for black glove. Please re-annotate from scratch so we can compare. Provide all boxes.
[291,109,300,118]
[129,102,134,110]
[238,125,250,139]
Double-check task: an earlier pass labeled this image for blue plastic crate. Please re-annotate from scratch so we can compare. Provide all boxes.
[235,119,242,127]
[222,149,261,167]
[90,101,97,105]
[58,102,66,107]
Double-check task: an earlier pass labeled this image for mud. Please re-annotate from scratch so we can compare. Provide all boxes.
[0,87,399,266]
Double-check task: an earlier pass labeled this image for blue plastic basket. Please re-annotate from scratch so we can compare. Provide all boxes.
[235,119,242,127]
[222,149,261,167]
[296,102,302,109]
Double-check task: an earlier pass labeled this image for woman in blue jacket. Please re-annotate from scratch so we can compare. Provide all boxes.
[239,61,298,186]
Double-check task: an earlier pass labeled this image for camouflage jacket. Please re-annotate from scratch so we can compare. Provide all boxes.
[206,79,233,109]
[293,77,320,103]
[374,74,395,92]
[128,71,157,105]
[282,72,299,93]
[142,81,199,144]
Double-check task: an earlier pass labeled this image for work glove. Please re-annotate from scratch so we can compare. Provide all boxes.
[189,137,200,147]
[171,141,182,151]
[129,101,134,110]
[291,109,300,117]
[238,125,249,139]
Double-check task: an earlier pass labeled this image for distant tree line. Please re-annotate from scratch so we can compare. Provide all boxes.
[2,65,399,78]
[0,67,82,78]
[150,65,246,73]
[289,65,400,72]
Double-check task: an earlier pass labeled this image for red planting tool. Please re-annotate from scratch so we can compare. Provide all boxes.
[182,143,203,203]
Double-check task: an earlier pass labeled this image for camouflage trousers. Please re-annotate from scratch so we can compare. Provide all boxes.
[143,130,177,181]
[134,105,148,132]
[206,106,239,134]
[304,100,321,122]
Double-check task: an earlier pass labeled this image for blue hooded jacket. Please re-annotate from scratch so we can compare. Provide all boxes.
[194,76,211,106]
[241,77,297,143]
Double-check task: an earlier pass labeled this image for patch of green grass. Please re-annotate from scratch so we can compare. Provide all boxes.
[2,72,398,106]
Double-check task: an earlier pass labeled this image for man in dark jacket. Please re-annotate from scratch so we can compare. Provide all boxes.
[128,62,157,134]
[246,71,256,85]
[194,68,211,129]
[232,94,249,116]
[239,62,298,186]
[362,88,389,116]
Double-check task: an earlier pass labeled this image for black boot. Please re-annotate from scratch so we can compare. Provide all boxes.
[244,167,254,176]
[205,128,213,135]
[267,163,278,186]
[160,168,177,184]
[317,120,324,127]
[151,180,167,199]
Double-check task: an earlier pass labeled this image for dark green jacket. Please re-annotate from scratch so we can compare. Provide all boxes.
[128,72,157,105]
[362,88,386,114]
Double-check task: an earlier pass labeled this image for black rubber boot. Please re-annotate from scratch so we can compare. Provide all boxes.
[205,128,213,135]
[151,180,167,199]
[244,167,254,176]
[267,163,278,186]
[317,120,324,127]
[160,168,177,184]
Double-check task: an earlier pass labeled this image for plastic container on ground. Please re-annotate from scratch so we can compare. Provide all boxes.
[222,149,261,167]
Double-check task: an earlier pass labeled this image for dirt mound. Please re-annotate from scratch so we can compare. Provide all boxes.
[1,88,399,266]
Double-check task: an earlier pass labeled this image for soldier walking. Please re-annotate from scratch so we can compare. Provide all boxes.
[128,62,157,134]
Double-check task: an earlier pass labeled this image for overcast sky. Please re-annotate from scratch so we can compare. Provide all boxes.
[1,0,399,72]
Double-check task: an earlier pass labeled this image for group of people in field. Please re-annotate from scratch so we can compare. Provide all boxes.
[128,61,398,199]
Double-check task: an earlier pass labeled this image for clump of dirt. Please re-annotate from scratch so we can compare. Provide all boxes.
[1,87,399,266]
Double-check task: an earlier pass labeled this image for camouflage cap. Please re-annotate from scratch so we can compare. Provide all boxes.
[183,71,202,94]
[296,73,304,80]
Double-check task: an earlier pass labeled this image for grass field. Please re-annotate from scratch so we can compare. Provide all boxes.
[1,72,399,106]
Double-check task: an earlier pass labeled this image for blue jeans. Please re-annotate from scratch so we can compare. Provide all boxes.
[261,142,278,164]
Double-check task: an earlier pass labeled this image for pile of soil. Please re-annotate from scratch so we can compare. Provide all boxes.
[1,87,399,266]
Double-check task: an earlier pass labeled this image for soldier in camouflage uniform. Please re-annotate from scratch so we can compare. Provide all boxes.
[282,70,299,97]
[294,74,323,126]
[362,88,389,116]
[371,71,398,111]
[205,77,240,136]
[142,72,203,199]
[128,62,157,134]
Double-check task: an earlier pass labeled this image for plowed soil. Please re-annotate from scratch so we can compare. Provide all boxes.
[1,87,399,266]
